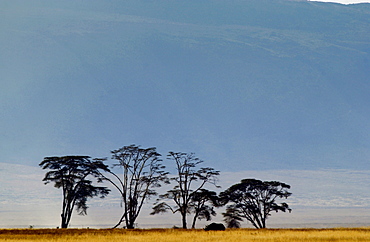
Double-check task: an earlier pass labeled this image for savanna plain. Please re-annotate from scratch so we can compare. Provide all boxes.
[0,228,369,242]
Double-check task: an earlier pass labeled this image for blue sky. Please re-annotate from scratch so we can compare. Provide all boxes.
[1,0,370,228]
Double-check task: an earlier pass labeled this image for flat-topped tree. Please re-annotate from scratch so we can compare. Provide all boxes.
[39,156,110,228]
[151,152,220,229]
[220,179,292,229]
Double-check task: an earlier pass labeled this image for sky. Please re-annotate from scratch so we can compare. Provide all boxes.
[1,0,370,228]
[313,0,369,3]
[315,0,369,4]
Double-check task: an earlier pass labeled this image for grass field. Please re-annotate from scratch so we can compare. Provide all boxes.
[0,228,369,242]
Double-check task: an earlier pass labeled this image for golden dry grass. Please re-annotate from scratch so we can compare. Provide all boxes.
[0,228,369,242]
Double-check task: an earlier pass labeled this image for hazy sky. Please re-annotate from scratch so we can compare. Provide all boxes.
[1,0,369,228]
[1,163,369,228]
[314,0,370,3]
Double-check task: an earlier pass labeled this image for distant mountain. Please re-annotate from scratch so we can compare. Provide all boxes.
[1,0,369,170]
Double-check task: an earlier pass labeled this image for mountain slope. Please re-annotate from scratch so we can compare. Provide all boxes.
[1,0,369,170]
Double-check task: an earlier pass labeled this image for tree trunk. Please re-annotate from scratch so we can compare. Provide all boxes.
[61,214,68,228]
[262,218,266,228]
[127,215,135,229]
[191,212,198,229]
[181,213,187,229]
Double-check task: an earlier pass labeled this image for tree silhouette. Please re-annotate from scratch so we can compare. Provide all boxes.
[189,188,218,229]
[220,179,291,229]
[39,156,110,228]
[151,152,220,229]
[102,145,169,229]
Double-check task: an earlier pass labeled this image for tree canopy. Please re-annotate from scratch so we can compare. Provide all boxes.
[102,145,169,229]
[220,179,292,229]
[39,156,110,228]
[151,152,220,229]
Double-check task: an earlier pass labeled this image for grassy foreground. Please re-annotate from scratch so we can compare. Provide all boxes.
[0,228,369,242]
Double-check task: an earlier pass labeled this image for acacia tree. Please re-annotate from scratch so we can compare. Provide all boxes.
[102,145,169,229]
[39,156,110,228]
[151,152,220,229]
[220,179,292,229]
[189,189,218,229]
